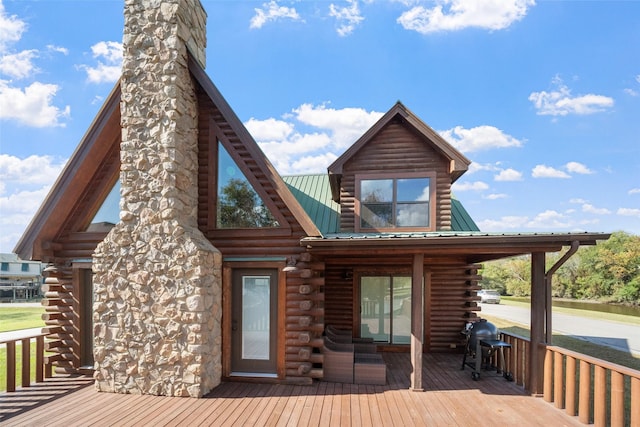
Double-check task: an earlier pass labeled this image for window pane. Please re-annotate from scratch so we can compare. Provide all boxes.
[360,276,390,342]
[361,179,392,202]
[397,178,430,202]
[242,276,270,360]
[392,277,411,344]
[361,203,393,228]
[396,203,429,227]
[217,142,279,228]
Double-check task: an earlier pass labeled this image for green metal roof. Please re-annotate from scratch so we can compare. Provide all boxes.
[283,174,479,234]
[282,174,341,235]
[451,198,479,231]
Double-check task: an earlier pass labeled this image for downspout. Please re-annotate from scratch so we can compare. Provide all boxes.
[544,240,580,342]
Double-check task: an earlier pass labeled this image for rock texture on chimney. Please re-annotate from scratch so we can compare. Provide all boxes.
[93,0,222,398]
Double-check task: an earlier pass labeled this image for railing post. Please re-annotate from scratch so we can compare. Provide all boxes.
[21,338,31,388]
[565,355,576,416]
[36,335,45,383]
[578,360,591,424]
[593,365,606,427]
[631,377,640,427]
[553,351,564,409]
[6,341,16,392]
[610,371,624,427]
[543,348,553,402]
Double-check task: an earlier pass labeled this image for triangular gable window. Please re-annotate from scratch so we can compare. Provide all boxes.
[217,142,279,229]
[86,180,120,231]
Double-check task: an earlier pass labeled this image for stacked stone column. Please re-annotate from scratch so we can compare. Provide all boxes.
[92,0,221,397]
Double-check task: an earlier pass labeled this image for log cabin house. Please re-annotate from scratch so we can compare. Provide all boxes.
[14,0,609,398]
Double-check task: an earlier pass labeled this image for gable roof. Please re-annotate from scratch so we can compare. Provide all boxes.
[15,55,321,260]
[327,101,471,201]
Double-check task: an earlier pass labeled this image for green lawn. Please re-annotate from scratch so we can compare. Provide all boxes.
[0,306,46,333]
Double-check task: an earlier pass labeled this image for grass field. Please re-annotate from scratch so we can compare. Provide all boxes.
[0,306,46,333]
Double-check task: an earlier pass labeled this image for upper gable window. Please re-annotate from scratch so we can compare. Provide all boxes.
[217,142,279,229]
[356,173,435,231]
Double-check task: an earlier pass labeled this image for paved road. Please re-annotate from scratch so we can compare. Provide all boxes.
[479,302,640,357]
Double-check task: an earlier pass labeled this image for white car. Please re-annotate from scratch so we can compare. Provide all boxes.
[477,289,501,304]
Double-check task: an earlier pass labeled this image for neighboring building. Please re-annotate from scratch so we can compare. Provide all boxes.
[14,0,608,398]
[0,253,43,302]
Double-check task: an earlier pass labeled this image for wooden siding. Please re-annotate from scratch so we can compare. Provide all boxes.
[338,121,452,232]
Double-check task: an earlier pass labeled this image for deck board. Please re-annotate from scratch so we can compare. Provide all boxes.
[0,353,583,427]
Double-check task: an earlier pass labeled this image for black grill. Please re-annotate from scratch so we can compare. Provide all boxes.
[461,319,513,381]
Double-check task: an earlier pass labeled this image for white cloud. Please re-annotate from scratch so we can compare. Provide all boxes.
[629,188,640,195]
[0,186,52,252]
[529,76,614,116]
[624,88,638,97]
[570,198,587,204]
[0,49,37,79]
[0,154,66,186]
[329,0,365,36]
[452,180,489,191]
[565,161,593,174]
[0,79,70,127]
[532,164,570,179]
[439,125,522,153]
[484,193,507,200]
[250,1,302,29]
[478,215,529,230]
[0,154,67,253]
[494,168,522,182]
[467,162,501,175]
[293,103,383,149]
[581,203,611,215]
[247,103,382,175]
[636,75,640,84]
[617,208,640,217]
[397,0,535,34]
[527,210,571,229]
[0,1,26,52]
[246,117,294,141]
[79,41,122,84]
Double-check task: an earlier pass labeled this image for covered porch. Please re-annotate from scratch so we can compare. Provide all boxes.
[1,352,581,426]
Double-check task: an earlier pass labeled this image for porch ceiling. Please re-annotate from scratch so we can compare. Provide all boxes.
[301,231,611,263]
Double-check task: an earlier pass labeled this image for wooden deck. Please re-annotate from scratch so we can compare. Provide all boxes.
[1,353,582,427]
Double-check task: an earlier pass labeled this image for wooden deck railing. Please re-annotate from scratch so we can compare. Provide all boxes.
[1,331,52,392]
[496,331,640,427]
[542,344,640,427]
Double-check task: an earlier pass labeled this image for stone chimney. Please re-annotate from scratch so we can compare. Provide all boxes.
[92,0,222,397]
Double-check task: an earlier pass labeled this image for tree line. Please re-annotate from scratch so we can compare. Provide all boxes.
[480,231,640,305]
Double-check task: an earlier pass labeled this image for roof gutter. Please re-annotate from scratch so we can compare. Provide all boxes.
[544,240,581,342]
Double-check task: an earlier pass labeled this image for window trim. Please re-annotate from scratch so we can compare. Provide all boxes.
[355,172,436,232]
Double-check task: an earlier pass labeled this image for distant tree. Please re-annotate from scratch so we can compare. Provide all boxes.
[480,232,640,305]
[480,256,531,296]
[217,178,278,228]
[575,231,640,304]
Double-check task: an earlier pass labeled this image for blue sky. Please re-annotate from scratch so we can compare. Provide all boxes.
[1,0,639,254]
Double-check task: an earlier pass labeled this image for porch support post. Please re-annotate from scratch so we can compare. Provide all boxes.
[529,252,546,395]
[410,253,425,391]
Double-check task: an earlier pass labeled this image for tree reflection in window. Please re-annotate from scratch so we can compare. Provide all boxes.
[217,142,278,229]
